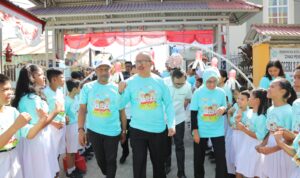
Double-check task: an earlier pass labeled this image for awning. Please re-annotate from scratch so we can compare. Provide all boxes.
[0,0,46,46]
[65,30,214,50]
[244,24,300,45]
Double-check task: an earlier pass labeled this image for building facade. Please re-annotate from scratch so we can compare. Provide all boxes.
[228,0,300,56]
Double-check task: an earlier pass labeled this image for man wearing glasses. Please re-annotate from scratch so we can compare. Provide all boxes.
[164,68,192,178]
[119,51,175,178]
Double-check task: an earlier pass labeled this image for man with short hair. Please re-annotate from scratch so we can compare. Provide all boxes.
[119,52,175,178]
[119,60,133,164]
[122,61,133,80]
[78,59,127,178]
[164,69,192,178]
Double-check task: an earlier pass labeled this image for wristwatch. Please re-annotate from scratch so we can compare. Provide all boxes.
[78,127,85,132]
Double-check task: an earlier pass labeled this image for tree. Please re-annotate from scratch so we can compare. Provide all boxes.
[238,44,253,76]
[237,44,253,89]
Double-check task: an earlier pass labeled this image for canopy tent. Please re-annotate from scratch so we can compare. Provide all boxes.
[0,0,45,72]
[64,30,214,50]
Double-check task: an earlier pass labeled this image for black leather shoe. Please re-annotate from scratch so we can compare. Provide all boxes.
[66,170,83,178]
[119,153,129,164]
[165,166,171,175]
[178,175,187,178]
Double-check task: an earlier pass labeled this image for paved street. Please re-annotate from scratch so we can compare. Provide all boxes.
[60,123,215,178]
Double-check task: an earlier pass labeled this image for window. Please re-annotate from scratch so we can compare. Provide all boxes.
[268,0,288,24]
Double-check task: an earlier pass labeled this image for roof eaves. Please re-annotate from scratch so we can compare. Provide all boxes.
[31,8,261,18]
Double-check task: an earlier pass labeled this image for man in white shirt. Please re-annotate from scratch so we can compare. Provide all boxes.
[164,69,192,178]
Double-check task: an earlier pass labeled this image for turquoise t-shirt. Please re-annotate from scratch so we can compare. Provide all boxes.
[44,86,65,122]
[259,74,292,89]
[18,94,49,125]
[292,99,300,133]
[0,106,31,151]
[266,104,293,131]
[246,111,268,141]
[259,76,271,89]
[65,95,80,125]
[120,74,175,133]
[187,75,196,87]
[229,107,250,129]
[161,70,170,78]
[80,81,121,136]
[190,86,227,138]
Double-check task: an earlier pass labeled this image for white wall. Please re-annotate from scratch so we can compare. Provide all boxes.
[228,23,247,55]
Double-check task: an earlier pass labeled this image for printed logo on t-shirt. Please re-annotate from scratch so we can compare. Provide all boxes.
[92,98,112,118]
[202,104,218,122]
[0,127,18,150]
[138,89,157,110]
[293,120,300,133]
[266,114,279,132]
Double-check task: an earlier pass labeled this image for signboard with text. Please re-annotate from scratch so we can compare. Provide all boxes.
[270,48,300,77]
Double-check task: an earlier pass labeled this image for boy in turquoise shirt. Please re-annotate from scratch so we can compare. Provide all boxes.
[44,68,66,169]
[65,79,82,178]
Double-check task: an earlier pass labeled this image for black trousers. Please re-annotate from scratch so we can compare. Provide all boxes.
[121,119,131,155]
[130,127,167,178]
[165,121,186,176]
[88,129,119,178]
[194,136,228,178]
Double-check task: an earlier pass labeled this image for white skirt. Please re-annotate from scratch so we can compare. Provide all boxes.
[236,134,263,177]
[232,129,247,166]
[0,148,23,178]
[262,135,296,178]
[225,126,235,174]
[66,123,80,153]
[21,127,54,178]
[290,167,300,178]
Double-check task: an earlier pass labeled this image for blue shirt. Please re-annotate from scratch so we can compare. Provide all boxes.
[161,70,170,78]
[80,81,121,136]
[266,104,293,131]
[230,107,250,129]
[187,75,196,87]
[246,111,268,141]
[44,86,65,122]
[18,94,49,125]
[190,86,227,138]
[120,74,175,133]
[259,74,292,89]
[65,95,80,125]
[292,99,300,133]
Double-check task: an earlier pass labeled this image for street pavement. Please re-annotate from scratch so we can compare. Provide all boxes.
[60,123,215,178]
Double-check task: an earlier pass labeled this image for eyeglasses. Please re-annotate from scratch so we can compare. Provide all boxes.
[135,60,151,65]
[206,80,217,84]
